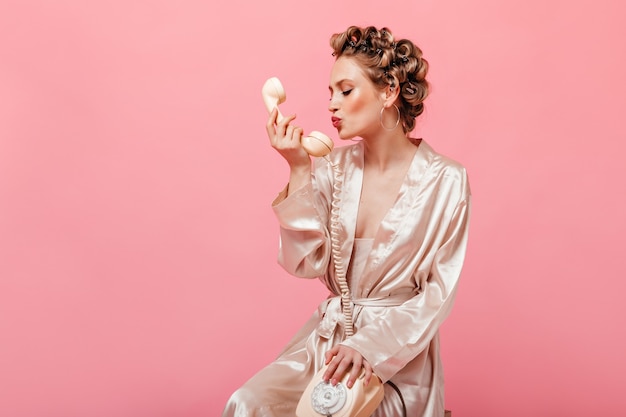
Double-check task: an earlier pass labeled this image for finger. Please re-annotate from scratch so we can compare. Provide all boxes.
[269,107,279,124]
[324,346,339,364]
[276,113,297,130]
[275,114,297,139]
[346,356,363,389]
[267,108,281,131]
[323,353,341,382]
[362,361,374,387]
[293,126,304,142]
[285,124,296,143]
[330,356,351,386]
[266,109,278,139]
[266,128,276,146]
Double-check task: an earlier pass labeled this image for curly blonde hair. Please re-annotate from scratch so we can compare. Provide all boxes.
[330,26,429,133]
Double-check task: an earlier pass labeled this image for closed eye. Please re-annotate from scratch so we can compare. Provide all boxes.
[342,89,353,96]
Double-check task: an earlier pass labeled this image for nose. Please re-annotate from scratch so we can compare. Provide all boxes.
[328,95,339,113]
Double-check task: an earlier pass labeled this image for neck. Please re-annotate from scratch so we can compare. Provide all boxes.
[361,132,418,172]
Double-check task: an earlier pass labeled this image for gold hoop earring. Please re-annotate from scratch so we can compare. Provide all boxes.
[380,104,400,131]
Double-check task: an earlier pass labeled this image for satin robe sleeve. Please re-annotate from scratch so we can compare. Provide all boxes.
[271,162,334,278]
[341,189,471,382]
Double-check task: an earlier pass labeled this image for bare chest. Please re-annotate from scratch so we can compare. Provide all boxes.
[355,170,406,239]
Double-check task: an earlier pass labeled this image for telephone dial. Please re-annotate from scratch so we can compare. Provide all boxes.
[262,77,334,157]
[296,363,385,417]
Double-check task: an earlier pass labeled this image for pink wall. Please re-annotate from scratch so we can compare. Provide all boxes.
[1,0,625,416]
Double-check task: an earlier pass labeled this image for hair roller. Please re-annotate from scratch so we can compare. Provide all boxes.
[329,25,429,133]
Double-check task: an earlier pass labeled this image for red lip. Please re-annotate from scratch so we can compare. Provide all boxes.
[331,117,341,128]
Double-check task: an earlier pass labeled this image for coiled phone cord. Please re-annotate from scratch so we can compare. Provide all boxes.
[326,157,354,337]
[324,156,407,417]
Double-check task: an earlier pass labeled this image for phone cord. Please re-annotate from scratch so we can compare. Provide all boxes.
[386,380,408,417]
[326,157,408,417]
[327,157,354,337]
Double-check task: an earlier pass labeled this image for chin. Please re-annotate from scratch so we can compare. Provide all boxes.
[337,129,355,141]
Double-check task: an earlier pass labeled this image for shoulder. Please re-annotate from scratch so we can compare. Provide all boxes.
[420,139,467,177]
[419,139,471,198]
[420,139,466,172]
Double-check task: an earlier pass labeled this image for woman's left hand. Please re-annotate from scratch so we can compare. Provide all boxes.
[323,345,374,389]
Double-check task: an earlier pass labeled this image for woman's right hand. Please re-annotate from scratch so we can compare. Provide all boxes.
[266,108,311,169]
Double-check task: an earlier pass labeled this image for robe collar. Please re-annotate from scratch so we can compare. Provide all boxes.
[336,139,434,289]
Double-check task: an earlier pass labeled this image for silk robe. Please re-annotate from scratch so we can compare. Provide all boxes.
[222,139,471,417]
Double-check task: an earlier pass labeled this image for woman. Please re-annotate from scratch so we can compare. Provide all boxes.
[223,25,471,417]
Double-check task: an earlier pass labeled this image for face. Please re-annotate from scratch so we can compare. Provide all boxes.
[328,56,385,140]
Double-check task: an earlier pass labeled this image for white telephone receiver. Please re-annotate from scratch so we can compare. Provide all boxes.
[262,77,334,157]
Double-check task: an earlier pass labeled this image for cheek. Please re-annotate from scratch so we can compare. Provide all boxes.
[344,90,369,114]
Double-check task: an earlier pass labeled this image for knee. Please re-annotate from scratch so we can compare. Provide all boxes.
[222,386,260,417]
[228,385,256,405]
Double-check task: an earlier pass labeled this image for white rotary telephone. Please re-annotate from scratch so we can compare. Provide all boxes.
[296,364,384,417]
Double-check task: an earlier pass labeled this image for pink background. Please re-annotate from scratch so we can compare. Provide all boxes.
[1,0,625,416]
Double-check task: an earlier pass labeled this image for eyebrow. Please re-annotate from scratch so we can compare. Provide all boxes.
[328,79,353,91]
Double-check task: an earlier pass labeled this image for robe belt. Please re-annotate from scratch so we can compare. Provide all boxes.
[316,292,416,339]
